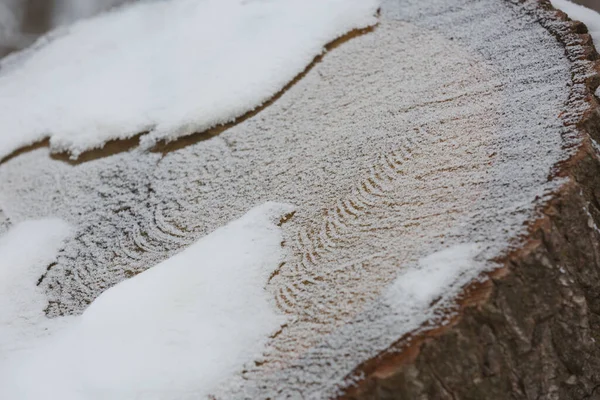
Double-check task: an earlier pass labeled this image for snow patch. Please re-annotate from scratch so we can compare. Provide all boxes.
[0,219,73,360]
[0,0,379,159]
[0,202,293,399]
[385,243,486,313]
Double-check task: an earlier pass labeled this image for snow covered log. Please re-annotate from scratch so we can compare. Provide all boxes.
[1,0,600,398]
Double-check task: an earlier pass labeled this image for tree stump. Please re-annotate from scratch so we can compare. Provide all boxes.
[1,0,599,398]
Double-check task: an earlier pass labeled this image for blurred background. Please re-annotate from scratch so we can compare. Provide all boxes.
[577,0,598,10]
[0,0,598,58]
[0,0,131,57]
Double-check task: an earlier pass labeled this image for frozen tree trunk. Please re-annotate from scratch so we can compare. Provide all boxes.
[341,6,600,400]
[2,0,600,398]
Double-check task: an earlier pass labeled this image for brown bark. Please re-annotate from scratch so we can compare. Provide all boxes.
[340,2,600,399]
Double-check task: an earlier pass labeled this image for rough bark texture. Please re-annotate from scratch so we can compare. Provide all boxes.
[341,2,600,399]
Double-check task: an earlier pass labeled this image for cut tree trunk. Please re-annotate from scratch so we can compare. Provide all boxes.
[1,0,600,399]
[341,2,600,400]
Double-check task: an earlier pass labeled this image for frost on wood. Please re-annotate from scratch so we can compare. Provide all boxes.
[0,0,594,397]
[0,0,379,159]
[0,207,9,235]
[0,204,291,400]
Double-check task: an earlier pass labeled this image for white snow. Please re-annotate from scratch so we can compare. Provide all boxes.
[0,0,379,159]
[551,0,600,47]
[385,244,486,313]
[0,202,293,399]
[0,219,73,359]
